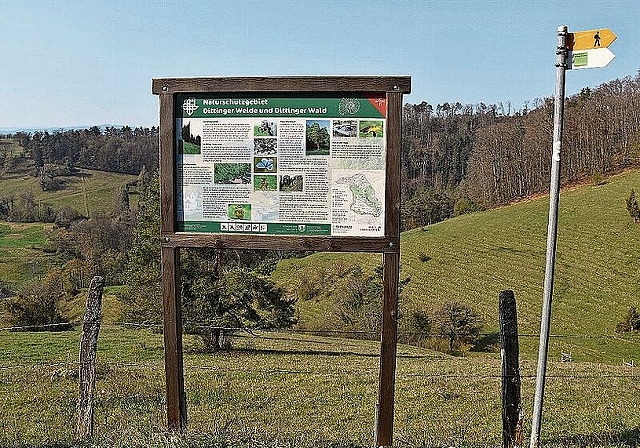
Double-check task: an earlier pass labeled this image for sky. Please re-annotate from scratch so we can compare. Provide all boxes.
[1,0,638,129]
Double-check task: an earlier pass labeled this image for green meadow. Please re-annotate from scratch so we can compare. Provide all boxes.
[273,169,640,364]
[0,327,638,447]
[0,222,56,285]
[0,167,138,290]
[0,167,138,218]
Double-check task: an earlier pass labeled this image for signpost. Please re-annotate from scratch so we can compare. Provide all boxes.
[568,47,615,70]
[152,76,410,448]
[567,28,617,51]
[529,26,616,448]
[567,28,617,70]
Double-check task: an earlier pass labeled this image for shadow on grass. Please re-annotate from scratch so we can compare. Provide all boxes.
[187,332,442,359]
[215,347,437,360]
[546,427,640,447]
[471,332,500,353]
[234,347,380,358]
[1,438,370,448]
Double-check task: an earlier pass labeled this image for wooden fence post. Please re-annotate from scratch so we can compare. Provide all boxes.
[499,290,523,448]
[77,275,104,441]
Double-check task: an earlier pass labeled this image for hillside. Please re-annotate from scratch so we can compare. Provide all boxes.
[0,166,139,293]
[0,222,56,287]
[273,169,640,363]
[0,165,139,218]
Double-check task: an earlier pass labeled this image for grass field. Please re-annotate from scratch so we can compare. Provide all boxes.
[0,327,638,447]
[0,166,138,290]
[0,167,138,218]
[0,139,139,217]
[273,169,640,364]
[0,222,57,287]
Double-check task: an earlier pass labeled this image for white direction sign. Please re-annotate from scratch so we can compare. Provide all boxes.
[568,47,615,70]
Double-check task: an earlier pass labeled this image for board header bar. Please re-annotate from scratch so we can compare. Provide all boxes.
[153,76,411,95]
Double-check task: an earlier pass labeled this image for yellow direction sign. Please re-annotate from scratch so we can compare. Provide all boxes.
[567,29,616,51]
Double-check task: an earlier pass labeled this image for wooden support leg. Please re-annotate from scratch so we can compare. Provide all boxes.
[162,246,187,430]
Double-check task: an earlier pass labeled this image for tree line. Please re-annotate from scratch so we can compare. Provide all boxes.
[12,125,158,175]
[4,71,640,230]
[402,71,640,229]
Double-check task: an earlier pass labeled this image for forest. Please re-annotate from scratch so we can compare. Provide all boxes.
[11,125,158,175]
[401,71,640,229]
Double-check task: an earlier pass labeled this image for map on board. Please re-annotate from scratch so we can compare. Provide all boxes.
[336,173,382,217]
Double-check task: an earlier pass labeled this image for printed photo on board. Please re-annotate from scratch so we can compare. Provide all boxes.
[333,120,358,137]
[305,120,330,155]
[254,138,278,155]
[254,120,278,137]
[359,120,384,138]
[279,174,303,192]
[254,175,278,191]
[214,163,252,184]
[254,157,277,173]
[179,119,202,154]
[227,203,251,220]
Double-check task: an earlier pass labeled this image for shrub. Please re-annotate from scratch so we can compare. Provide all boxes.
[433,301,484,353]
[453,197,485,217]
[591,172,605,186]
[54,206,84,228]
[0,280,14,299]
[615,306,640,333]
[333,266,383,336]
[2,271,70,330]
[398,306,431,346]
[626,189,640,223]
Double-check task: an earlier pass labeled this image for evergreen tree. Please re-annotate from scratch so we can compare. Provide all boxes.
[401,187,453,230]
[181,248,297,352]
[119,171,297,347]
[626,189,640,223]
[119,171,163,324]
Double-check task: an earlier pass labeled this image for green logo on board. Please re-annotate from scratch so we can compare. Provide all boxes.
[573,52,588,67]
[182,98,199,116]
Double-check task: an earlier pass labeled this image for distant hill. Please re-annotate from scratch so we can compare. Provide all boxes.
[272,169,640,363]
[0,167,138,218]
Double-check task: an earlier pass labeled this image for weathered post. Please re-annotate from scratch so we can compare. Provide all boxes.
[77,275,104,441]
[500,290,523,448]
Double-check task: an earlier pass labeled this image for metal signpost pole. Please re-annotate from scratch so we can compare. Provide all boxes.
[529,25,568,448]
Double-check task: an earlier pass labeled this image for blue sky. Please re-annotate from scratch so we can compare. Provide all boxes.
[1,0,638,128]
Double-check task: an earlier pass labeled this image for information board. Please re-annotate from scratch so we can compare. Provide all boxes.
[175,93,388,237]
[153,76,410,448]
